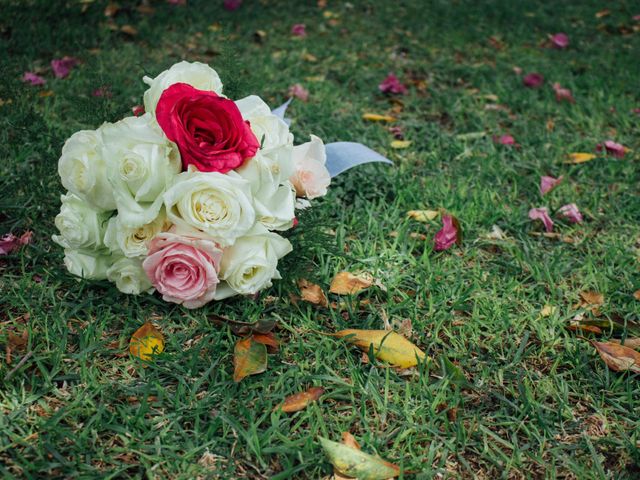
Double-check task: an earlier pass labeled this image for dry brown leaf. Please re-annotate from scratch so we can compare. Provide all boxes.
[580,291,604,306]
[233,337,267,382]
[633,290,640,301]
[407,209,439,222]
[298,279,328,307]
[330,272,373,295]
[610,338,640,350]
[104,3,119,17]
[278,386,324,413]
[251,332,279,353]
[129,322,164,361]
[120,25,138,36]
[592,341,640,373]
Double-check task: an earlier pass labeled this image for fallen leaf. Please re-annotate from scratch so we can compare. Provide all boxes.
[209,314,276,336]
[362,113,396,122]
[580,291,604,307]
[407,209,439,222]
[565,152,596,164]
[298,279,328,307]
[330,272,373,295]
[332,329,426,368]
[251,332,279,353]
[390,140,412,149]
[319,437,400,480]
[341,432,361,450]
[120,25,138,36]
[567,323,602,334]
[278,386,324,413]
[611,338,640,350]
[441,356,468,387]
[540,305,556,317]
[592,341,640,373]
[595,9,610,18]
[633,290,640,301]
[484,224,507,240]
[233,337,267,382]
[129,322,165,361]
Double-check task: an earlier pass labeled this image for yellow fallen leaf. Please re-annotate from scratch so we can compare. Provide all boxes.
[333,329,426,368]
[565,152,596,164]
[330,272,373,295]
[129,322,165,361]
[390,140,412,149]
[592,341,640,373]
[407,209,439,222]
[298,279,328,307]
[320,437,400,480]
[362,113,396,122]
[540,305,556,317]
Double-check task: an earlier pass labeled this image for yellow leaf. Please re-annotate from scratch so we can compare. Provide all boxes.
[233,337,267,382]
[565,152,596,164]
[329,272,373,295]
[320,437,400,480]
[129,322,165,361]
[298,279,328,307]
[390,140,412,149]
[278,386,324,413]
[407,209,439,222]
[362,113,396,122]
[333,329,426,368]
[540,305,556,317]
[592,341,640,373]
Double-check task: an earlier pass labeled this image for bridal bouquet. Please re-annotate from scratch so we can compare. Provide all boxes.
[53,61,390,308]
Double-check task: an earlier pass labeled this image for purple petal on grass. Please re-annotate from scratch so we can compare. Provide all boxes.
[558,203,583,223]
[540,175,563,195]
[291,24,307,37]
[529,207,554,232]
[378,73,407,95]
[22,72,46,86]
[596,140,626,158]
[223,0,241,10]
[552,83,575,103]
[523,72,544,88]
[287,83,309,101]
[550,33,569,49]
[51,56,79,79]
[434,215,459,251]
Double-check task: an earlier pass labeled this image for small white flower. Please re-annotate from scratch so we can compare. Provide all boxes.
[53,193,110,251]
[106,257,153,295]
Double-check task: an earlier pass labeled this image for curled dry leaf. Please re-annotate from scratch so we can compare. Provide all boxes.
[362,113,396,122]
[592,341,640,373]
[407,209,439,222]
[129,322,165,361]
[298,279,328,307]
[252,332,279,353]
[610,338,640,350]
[580,291,604,306]
[319,437,400,480]
[278,386,324,413]
[233,337,267,382]
[330,272,373,295]
[564,152,596,164]
[332,329,426,368]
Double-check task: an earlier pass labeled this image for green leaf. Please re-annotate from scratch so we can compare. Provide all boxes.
[233,337,267,382]
[319,437,400,480]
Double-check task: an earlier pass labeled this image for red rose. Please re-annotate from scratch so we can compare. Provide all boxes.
[155,83,259,173]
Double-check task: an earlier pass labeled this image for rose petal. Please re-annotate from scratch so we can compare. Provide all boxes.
[22,72,46,86]
[552,83,575,103]
[288,83,309,101]
[291,24,307,37]
[550,33,569,49]
[378,73,407,95]
[51,56,79,79]
[223,0,242,10]
[558,203,583,223]
[434,215,459,251]
[540,175,563,195]
[529,207,554,232]
[523,72,544,88]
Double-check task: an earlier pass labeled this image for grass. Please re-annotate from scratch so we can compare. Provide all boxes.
[1,0,640,478]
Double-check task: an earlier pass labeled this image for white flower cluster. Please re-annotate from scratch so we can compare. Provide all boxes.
[54,61,330,307]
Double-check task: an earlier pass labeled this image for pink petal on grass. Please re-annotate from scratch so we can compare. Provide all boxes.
[291,24,307,37]
[388,125,404,139]
[379,73,407,95]
[550,33,569,49]
[540,175,563,195]
[167,0,186,5]
[529,207,554,232]
[288,83,309,101]
[0,231,32,255]
[93,86,112,98]
[22,72,46,86]
[223,0,242,10]
[596,140,626,158]
[493,134,518,147]
[558,203,583,223]
[434,215,459,251]
[51,56,79,79]
[523,72,544,88]
[552,83,575,103]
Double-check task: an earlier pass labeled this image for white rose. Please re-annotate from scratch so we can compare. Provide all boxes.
[53,193,110,250]
[143,61,223,114]
[216,224,292,298]
[101,113,180,228]
[104,209,169,258]
[63,249,113,280]
[58,129,116,211]
[106,257,153,295]
[235,95,293,155]
[290,134,331,199]
[163,169,255,247]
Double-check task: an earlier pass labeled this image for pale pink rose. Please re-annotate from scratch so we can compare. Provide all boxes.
[290,135,330,199]
[143,230,223,309]
[558,203,583,223]
[540,175,563,195]
[529,207,553,232]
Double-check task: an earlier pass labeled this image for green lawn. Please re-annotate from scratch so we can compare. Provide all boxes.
[1,0,640,478]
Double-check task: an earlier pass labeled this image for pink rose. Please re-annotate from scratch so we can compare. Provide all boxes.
[155,82,259,173]
[143,230,223,309]
[290,135,330,199]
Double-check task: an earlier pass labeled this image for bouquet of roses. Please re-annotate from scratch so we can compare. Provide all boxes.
[53,61,390,308]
